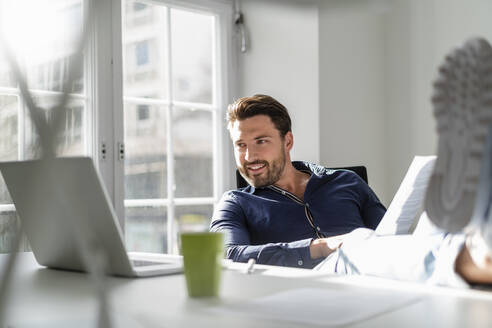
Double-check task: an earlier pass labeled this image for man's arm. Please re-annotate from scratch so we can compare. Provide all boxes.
[358,177,386,229]
[210,192,339,268]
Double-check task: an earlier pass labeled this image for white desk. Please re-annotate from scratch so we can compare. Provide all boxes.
[3,253,492,327]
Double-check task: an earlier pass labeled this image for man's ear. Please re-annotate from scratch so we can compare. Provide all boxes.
[284,131,294,151]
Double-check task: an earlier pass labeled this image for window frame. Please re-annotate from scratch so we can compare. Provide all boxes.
[99,0,236,253]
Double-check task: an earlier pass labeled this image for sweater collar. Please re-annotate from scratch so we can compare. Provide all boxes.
[241,161,328,194]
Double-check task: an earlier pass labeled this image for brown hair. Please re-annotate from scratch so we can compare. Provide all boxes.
[226,94,292,137]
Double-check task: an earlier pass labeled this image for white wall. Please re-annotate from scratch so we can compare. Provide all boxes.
[237,0,492,206]
[408,0,492,155]
[383,0,418,203]
[319,0,388,203]
[238,0,320,163]
[318,0,492,206]
[383,0,492,203]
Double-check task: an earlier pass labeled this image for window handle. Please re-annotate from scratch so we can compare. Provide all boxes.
[100,142,107,161]
[118,142,125,161]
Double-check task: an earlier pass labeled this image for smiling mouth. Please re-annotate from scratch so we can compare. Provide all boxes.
[246,163,267,175]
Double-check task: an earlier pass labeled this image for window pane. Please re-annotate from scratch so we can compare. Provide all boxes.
[125,206,167,253]
[27,54,84,94]
[0,53,16,88]
[0,213,30,253]
[0,175,13,205]
[25,96,85,157]
[173,108,213,197]
[0,0,84,93]
[124,103,167,199]
[171,9,213,104]
[0,95,18,161]
[123,1,169,99]
[176,204,213,233]
[0,95,18,205]
[175,204,213,254]
[57,102,84,156]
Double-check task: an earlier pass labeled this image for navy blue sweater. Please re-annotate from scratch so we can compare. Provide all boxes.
[210,161,386,268]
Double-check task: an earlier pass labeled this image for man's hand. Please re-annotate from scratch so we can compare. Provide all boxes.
[309,235,345,259]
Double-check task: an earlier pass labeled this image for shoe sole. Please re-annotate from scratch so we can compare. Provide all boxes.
[425,37,492,233]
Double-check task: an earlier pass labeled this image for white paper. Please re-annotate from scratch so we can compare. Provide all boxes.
[209,288,422,326]
[412,211,443,235]
[376,156,436,235]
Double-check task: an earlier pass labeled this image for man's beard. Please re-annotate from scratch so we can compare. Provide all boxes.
[238,148,286,188]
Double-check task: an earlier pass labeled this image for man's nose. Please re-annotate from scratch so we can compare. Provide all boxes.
[244,147,257,162]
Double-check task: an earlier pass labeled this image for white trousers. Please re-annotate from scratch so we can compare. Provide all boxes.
[314,228,467,288]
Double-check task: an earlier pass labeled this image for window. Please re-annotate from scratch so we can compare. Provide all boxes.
[122,0,231,254]
[0,0,88,252]
[0,0,233,255]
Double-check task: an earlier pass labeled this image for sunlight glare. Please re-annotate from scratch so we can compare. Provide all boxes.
[0,0,80,64]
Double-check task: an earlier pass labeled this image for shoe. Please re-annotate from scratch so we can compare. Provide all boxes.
[425,37,492,233]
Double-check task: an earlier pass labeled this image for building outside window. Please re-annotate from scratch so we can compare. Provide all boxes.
[133,2,147,11]
[137,104,150,121]
[135,40,149,66]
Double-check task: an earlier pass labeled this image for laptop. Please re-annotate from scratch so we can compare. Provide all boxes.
[0,157,183,277]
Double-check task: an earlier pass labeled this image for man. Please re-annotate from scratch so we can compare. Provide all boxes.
[211,94,492,287]
[210,94,386,269]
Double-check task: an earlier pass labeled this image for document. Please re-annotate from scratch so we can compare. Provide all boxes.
[209,287,422,326]
[376,156,436,235]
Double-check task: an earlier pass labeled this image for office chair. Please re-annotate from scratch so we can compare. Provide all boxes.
[236,165,368,189]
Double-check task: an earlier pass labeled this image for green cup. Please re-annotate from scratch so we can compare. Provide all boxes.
[180,232,224,297]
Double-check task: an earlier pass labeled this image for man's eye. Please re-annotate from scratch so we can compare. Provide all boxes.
[236,143,246,148]
[257,139,267,144]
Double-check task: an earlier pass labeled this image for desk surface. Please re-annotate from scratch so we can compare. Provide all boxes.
[3,253,492,328]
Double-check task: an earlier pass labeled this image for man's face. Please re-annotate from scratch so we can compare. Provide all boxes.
[230,115,292,188]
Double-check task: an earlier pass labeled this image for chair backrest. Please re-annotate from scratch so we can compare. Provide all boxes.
[235,165,368,189]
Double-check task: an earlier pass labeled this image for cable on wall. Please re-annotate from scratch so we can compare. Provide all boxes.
[234,0,248,53]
